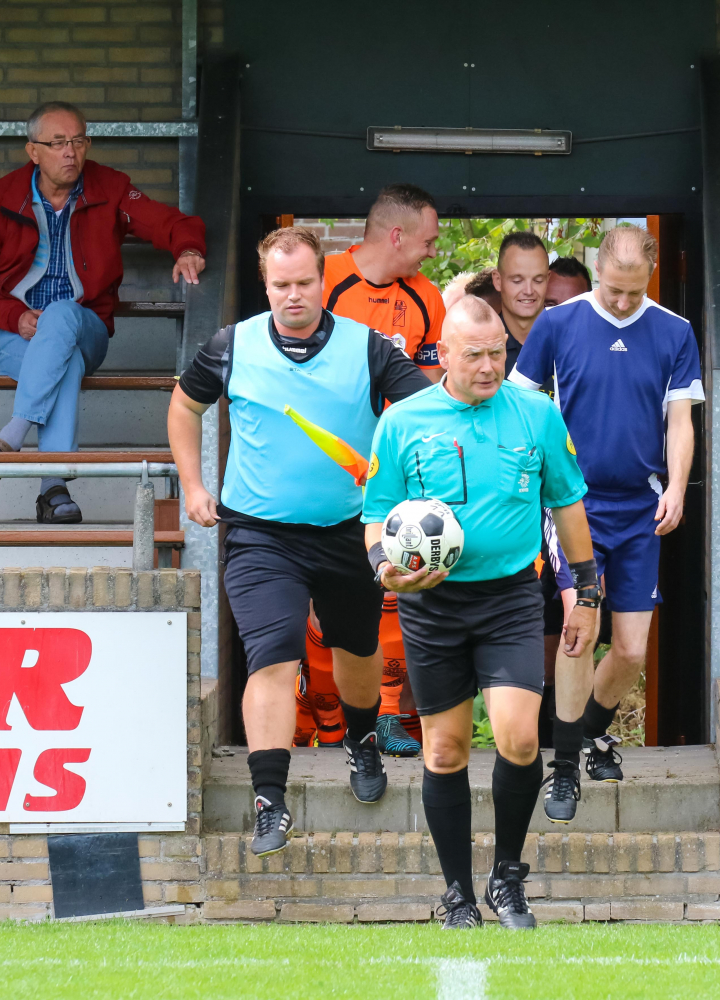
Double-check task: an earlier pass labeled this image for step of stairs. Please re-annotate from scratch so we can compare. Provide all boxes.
[204,745,720,835]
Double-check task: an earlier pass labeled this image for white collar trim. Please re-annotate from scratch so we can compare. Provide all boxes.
[586,289,651,329]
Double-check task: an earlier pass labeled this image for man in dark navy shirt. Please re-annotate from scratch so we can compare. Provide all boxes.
[511,225,703,822]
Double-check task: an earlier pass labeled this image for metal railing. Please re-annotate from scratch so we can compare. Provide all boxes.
[0,460,179,571]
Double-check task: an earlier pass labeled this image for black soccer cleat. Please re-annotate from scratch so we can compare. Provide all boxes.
[541,760,582,824]
[250,796,293,857]
[436,881,482,930]
[583,735,623,782]
[375,713,421,757]
[485,861,536,930]
[344,731,387,803]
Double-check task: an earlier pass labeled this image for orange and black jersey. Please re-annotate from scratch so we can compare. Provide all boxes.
[323,247,445,370]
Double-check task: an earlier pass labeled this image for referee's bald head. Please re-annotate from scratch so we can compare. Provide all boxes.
[441,293,505,346]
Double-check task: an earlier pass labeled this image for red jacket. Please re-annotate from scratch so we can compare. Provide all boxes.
[0,160,206,334]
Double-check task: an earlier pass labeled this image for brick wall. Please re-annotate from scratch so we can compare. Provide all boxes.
[296,219,366,255]
[1,569,719,924]
[0,0,224,201]
[0,135,180,201]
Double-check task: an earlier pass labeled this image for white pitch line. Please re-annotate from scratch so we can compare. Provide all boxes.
[434,958,489,1000]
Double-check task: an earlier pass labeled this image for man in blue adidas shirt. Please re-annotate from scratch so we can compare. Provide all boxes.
[509,225,703,822]
[168,228,429,858]
[363,295,599,929]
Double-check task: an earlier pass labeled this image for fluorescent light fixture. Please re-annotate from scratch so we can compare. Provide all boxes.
[367,126,572,155]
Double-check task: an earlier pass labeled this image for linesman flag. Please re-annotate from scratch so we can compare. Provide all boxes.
[284,405,370,485]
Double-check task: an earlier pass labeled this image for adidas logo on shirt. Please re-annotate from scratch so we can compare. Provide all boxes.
[609,339,628,352]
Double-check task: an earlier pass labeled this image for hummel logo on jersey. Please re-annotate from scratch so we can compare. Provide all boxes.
[610,339,628,351]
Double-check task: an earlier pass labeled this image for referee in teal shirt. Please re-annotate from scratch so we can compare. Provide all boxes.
[362,295,600,930]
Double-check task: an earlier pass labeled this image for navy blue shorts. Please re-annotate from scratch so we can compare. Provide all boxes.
[546,485,663,613]
[223,519,383,674]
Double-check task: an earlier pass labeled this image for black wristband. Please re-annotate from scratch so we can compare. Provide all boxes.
[568,558,598,590]
[368,541,389,574]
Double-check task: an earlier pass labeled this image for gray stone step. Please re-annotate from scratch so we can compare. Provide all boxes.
[203,745,720,835]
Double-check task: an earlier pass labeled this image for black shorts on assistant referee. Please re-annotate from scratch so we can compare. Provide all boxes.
[168,227,429,859]
[363,296,599,930]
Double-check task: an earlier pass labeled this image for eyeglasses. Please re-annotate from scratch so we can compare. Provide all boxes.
[32,137,89,151]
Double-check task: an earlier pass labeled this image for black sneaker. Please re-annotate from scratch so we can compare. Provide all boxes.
[344,732,387,803]
[375,714,421,757]
[541,761,581,824]
[250,796,293,857]
[436,881,482,930]
[583,735,623,782]
[485,861,536,930]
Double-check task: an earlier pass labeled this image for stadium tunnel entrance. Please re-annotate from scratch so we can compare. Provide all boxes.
[230,210,705,750]
[218,0,718,749]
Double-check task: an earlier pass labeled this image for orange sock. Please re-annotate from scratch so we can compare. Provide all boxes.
[293,665,317,747]
[305,619,346,745]
[402,712,423,744]
[379,595,407,716]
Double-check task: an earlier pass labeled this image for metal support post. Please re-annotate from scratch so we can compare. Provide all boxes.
[133,461,156,571]
[180,405,220,676]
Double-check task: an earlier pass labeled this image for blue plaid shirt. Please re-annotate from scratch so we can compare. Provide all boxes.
[26,167,84,311]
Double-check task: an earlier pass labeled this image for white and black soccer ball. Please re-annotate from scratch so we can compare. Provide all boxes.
[381,498,464,575]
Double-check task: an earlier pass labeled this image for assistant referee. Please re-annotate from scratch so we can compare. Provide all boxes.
[168,227,429,858]
[362,295,599,930]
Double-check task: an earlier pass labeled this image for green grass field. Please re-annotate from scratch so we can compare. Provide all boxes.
[2,921,720,1000]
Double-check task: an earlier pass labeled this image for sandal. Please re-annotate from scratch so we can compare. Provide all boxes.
[36,484,83,525]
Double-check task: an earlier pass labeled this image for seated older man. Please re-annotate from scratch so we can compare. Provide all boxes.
[0,101,206,522]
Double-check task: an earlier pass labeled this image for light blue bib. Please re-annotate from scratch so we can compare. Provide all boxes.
[223,312,379,525]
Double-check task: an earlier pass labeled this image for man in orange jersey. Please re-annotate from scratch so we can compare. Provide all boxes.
[314,183,441,755]
[323,184,445,383]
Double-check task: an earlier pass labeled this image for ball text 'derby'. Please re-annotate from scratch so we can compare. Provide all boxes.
[381,498,464,574]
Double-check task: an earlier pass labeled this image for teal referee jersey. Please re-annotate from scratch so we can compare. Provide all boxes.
[362,378,587,582]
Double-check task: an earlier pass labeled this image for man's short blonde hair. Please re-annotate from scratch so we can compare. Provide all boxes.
[257,227,325,280]
[442,271,474,309]
[598,225,658,274]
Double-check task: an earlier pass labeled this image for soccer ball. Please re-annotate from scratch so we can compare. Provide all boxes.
[381,498,464,575]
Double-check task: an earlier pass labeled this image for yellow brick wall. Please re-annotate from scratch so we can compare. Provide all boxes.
[0,0,224,200]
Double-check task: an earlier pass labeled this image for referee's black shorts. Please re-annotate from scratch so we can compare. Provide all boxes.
[397,565,544,717]
[223,518,382,674]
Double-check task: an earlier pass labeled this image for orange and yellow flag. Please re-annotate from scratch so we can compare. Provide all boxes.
[284,405,369,486]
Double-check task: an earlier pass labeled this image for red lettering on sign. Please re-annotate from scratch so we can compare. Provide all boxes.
[23,749,91,812]
[0,749,21,810]
[0,629,91,731]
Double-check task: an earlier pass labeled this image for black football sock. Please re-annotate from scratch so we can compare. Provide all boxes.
[492,751,543,870]
[340,697,381,742]
[247,748,291,806]
[538,684,555,748]
[422,766,475,903]
[552,716,584,767]
[583,693,620,741]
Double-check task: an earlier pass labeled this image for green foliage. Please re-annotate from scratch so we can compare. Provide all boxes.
[471,690,496,748]
[421,217,605,290]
